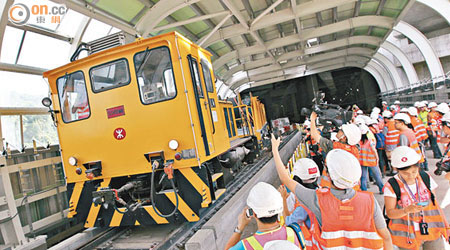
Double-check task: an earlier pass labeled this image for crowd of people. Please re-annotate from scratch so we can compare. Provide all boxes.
[225,100,450,250]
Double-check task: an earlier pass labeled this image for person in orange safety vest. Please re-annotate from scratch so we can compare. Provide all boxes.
[280,158,321,250]
[393,113,425,164]
[272,135,394,250]
[309,111,361,188]
[383,146,449,250]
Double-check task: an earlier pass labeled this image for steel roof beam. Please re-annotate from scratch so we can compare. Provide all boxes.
[203,0,364,47]
[214,35,383,74]
[373,52,405,87]
[189,3,234,51]
[368,60,395,90]
[380,41,419,85]
[394,21,445,82]
[365,64,387,92]
[152,11,230,33]
[224,47,374,81]
[368,0,386,35]
[349,0,361,36]
[136,0,201,36]
[417,0,450,25]
[229,54,373,88]
[0,0,14,59]
[52,0,136,35]
[7,22,72,42]
[0,62,48,75]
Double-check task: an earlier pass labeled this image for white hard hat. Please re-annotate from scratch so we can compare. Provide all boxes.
[326,149,362,189]
[372,107,381,114]
[354,116,365,126]
[359,124,369,134]
[436,103,449,114]
[394,113,411,124]
[247,182,283,218]
[367,118,378,126]
[394,100,400,105]
[414,102,420,107]
[304,120,311,128]
[390,104,396,109]
[391,146,421,169]
[382,101,387,105]
[400,108,409,113]
[407,107,418,117]
[370,112,379,120]
[263,240,301,250]
[356,110,363,114]
[330,132,338,141]
[423,101,429,105]
[341,123,362,146]
[428,102,437,108]
[382,110,393,118]
[292,158,320,180]
[417,101,426,108]
[441,112,450,124]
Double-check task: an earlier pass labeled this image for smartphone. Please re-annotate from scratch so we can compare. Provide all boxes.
[246,208,254,218]
[417,201,429,207]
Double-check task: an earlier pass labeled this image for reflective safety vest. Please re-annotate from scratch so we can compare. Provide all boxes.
[332,141,360,160]
[418,111,428,128]
[293,203,323,250]
[76,104,90,119]
[359,140,377,167]
[385,175,449,250]
[316,188,384,250]
[385,120,400,151]
[242,225,301,249]
[410,116,428,142]
[399,129,424,163]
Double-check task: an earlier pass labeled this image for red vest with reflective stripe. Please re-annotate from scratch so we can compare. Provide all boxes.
[76,105,90,119]
[242,226,301,249]
[332,141,360,160]
[359,140,377,167]
[410,116,428,142]
[385,175,449,250]
[399,129,424,163]
[316,188,383,249]
[385,120,400,149]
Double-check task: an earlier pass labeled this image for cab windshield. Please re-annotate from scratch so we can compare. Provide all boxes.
[57,71,90,123]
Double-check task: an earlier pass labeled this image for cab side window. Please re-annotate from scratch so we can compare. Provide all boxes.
[57,71,90,123]
[134,47,177,104]
[200,61,214,93]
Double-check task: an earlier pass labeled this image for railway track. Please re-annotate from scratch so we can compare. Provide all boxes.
[74,131,298,250]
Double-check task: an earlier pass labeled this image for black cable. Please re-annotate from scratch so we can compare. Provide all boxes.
[0,195,28,223]
[150,163,179,218]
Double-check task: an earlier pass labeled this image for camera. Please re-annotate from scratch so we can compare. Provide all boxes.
[300,92,353,135]
[434,161,450,176]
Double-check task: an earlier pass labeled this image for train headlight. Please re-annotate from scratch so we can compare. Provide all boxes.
[169,140,179,150]
[69,157,78,166]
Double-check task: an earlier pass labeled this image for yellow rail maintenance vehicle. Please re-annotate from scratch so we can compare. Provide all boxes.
[42,32,268,227]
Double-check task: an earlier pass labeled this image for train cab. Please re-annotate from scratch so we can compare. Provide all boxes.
[43,32,267,227]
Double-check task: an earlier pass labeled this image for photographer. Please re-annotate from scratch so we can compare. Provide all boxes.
[225,182,304,250]
[309,112,360,159]
[310,111,361,188]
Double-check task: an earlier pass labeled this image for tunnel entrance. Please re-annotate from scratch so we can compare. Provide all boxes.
[240,67,380,124]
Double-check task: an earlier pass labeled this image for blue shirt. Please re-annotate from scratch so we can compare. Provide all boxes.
[286,206,311,228]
